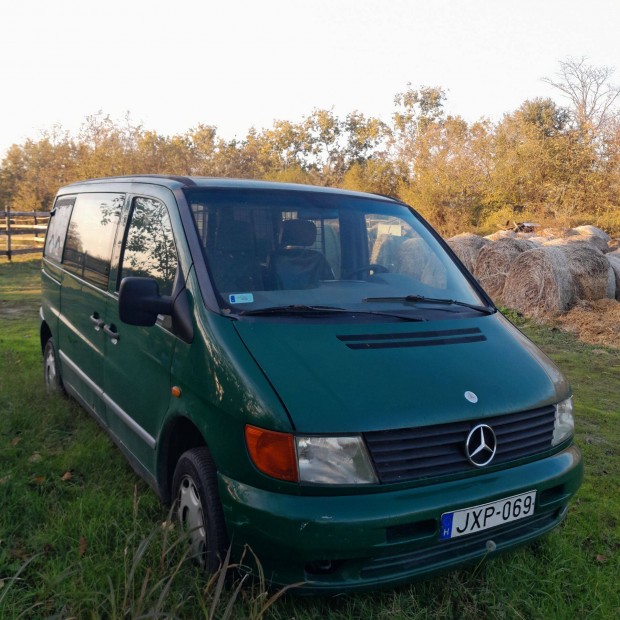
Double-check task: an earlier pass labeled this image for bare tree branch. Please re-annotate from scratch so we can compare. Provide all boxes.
[543,57,620,132]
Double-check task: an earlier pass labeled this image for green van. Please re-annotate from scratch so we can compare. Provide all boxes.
[40,175,582,591]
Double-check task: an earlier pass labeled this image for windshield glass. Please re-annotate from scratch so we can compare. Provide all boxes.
[185,188,487,318]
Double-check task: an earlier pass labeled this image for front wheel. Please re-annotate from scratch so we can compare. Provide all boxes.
[172,447,228,572]
[43,338,64,394]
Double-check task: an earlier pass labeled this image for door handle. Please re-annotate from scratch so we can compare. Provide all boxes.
[90,313,105,331]
[103,324,120,344]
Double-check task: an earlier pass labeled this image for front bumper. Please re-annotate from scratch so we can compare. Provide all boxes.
[219,445,582,592]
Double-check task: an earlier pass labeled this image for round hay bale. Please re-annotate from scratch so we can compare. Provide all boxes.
[607,266,617,299]
[370,234,406,270]
[484,230,516,241]
[446,233,490,272]
[525,236,547,246]
[560,244,613,300]
[606,254,620,301]
[474,238,536,302]
[399,238,447,287]
[502,247,576,317]
[574,225,611,243]
[539,227,579,239]
[543,235,609,253]
[607,239,620,252]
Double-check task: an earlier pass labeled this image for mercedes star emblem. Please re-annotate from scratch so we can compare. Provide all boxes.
[465,424,497,467]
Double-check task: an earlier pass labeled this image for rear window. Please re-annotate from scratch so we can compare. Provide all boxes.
[62,193,124,289]
[44,196,75,262]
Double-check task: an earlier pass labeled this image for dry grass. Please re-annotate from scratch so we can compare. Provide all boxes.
[555,299,620,349]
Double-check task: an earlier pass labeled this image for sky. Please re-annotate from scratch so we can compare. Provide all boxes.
[1,0,619,158]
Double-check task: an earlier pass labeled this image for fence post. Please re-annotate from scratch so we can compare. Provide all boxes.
[6,207,11,261]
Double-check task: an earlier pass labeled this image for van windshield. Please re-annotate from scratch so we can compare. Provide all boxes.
[185,188,489,319]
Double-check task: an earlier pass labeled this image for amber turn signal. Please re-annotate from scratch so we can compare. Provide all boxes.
[245,425,298,482]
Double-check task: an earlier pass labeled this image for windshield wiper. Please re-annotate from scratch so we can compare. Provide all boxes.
[237,304,425,321]
[238,304,349,316]
[363,295,495,315]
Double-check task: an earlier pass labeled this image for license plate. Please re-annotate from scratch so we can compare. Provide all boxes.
[439,491,536,540]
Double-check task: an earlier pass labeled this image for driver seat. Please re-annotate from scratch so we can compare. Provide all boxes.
[269,219,334,289]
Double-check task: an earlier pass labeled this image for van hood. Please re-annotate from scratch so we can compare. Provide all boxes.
[234,314,569,433]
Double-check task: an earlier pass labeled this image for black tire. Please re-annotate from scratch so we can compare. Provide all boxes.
[172,447,229,572]
[43,338,65,394]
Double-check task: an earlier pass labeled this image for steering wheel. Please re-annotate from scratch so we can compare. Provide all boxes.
[344,264,389,279]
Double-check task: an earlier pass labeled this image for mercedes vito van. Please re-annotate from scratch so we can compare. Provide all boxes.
[41,175,582,591]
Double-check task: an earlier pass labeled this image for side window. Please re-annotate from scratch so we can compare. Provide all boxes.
[120,196,178,296]
[63,193,124,289]
[44,196,75,262]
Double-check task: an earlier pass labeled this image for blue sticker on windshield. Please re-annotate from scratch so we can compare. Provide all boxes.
[229,293,254,304]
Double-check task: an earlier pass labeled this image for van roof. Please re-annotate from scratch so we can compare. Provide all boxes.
[60,175,399,201]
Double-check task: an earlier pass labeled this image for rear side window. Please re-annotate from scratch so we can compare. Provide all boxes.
[44,196,75,262]
[119,196,178,296]
[63,193,124,289]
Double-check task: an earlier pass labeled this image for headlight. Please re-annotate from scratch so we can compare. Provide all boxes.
[296,435,378,484]
[552,397,574,446]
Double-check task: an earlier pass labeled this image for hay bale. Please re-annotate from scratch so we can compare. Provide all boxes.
[525,236,547,246]
[446,233,490,272]
[399,238,447,287]
[502,247,576,317]
[560,244,613,301]
[543,234,609,253]
[574,225,611,243]
[474,238,536,302]
[608,239,620,252]
[607,254,620,301]
[539,227,579,239]
[607,266,617,299]
[370,234,406,270]
[484,230,516,241]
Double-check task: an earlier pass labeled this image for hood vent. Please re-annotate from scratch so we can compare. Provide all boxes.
[337,327,486,350]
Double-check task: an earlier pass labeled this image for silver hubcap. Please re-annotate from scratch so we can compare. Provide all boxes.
[45,348,57,389]
[178,474,207,564]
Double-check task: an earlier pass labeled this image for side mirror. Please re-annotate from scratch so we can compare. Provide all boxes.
[118,277,172,326]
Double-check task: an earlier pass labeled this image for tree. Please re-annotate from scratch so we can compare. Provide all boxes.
[543,57,620,134]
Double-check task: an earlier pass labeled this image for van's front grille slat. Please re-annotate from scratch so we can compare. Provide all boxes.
[364,405,556,484]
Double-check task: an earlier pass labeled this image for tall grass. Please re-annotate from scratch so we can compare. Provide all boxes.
[1,258,619,618]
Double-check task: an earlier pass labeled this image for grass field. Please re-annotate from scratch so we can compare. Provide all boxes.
[1,258,619,619]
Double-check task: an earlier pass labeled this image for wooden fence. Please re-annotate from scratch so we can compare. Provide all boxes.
[0,210,50,260]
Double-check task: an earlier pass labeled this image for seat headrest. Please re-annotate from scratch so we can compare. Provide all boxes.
[280,219,317,247]
[215,220,255,252]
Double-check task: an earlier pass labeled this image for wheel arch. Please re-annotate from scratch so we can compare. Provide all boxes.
[40,321,52,353]
[157,415,208,504]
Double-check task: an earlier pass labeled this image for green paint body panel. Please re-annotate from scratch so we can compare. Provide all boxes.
[39,176,583,592]
[233,312,569,433]
[220,445,582,590]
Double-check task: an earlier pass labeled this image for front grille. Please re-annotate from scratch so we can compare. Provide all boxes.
[364,405,556,484]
